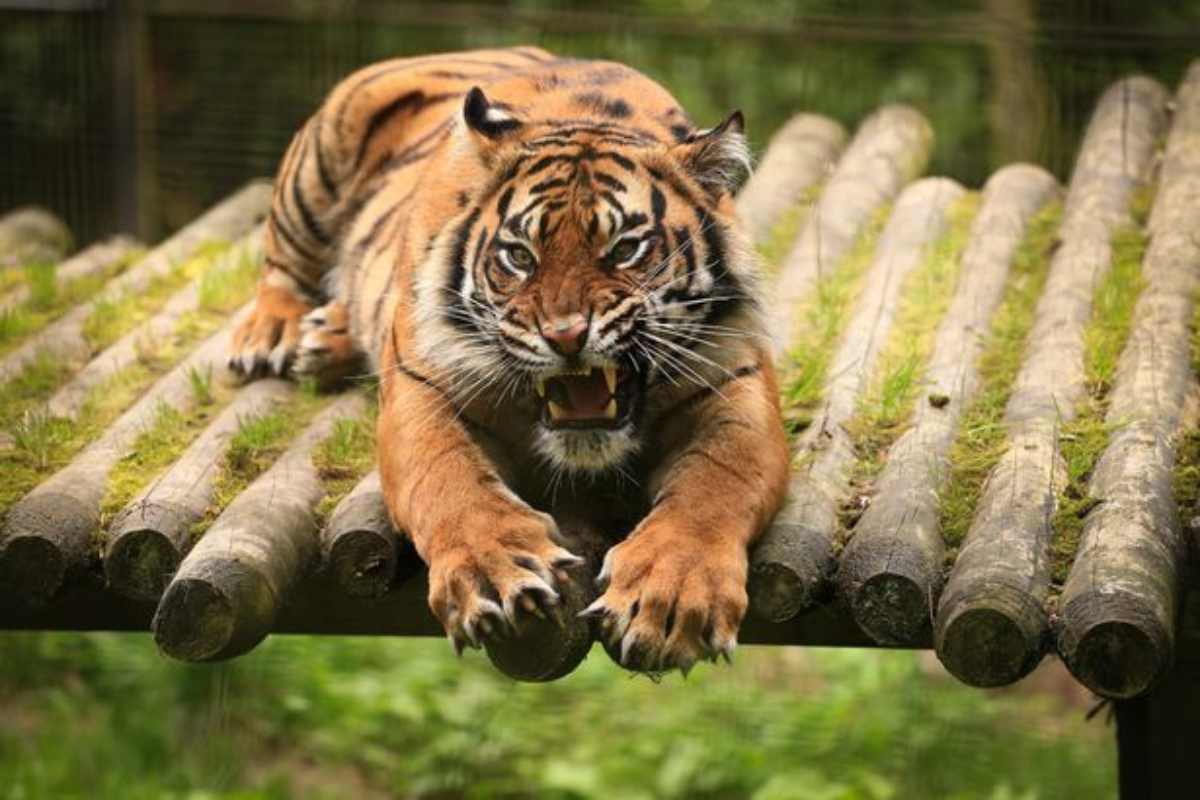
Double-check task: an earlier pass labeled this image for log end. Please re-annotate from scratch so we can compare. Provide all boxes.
[152,559,277,662]
[325,528,397,598]
[936,602,1046,688]
[748,559,824,623]
[0,535,65,610]
[104,525,182,603]
[0,490,97,608]
[845,572,930,646]
[1060,617,1169,700]
[747,515,836,623]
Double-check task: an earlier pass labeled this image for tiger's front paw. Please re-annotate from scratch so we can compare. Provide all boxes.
[228,283,313,378]
[426,509,584,655]
[583,525,747,675]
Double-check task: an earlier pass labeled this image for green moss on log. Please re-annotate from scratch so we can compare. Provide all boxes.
[1049,220,1149,584]
[938,202,1063,555]
[313,402,378,523]
[845,193,980,503]
[195,380,327,540]
[0,249,144,356]
[756,184,823,276]
[82,242,228,352]
[779,204,891,437]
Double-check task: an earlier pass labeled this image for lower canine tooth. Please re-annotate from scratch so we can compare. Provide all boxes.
[548,401,565,421]
[603,365,617,393]
[535,379,545,397]
[604,399,618,419]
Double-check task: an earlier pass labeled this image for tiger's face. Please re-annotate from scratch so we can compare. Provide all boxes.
[416,89,757,473]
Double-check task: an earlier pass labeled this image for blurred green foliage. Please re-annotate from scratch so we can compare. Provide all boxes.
[0,633,1114,799]
[2,0,1200,240]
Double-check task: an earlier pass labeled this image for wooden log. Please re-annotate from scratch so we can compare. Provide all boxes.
[768,104,933,360]
[0,235,142,314]
[1056,64,1200,699]
[319,470,409,598]
[0,305,252,611]
[152,394,369,661]
[487,506,609,682]
[933,76,1170,686]
[46,227,263,418]
[0,180,269,384]
[0,206,72,269]
[749,176,964,622]
[835,164,1060,649]
[736,113,847,243]
[103,376,293,602]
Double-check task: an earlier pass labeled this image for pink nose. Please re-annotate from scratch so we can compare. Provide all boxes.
[540,315,589,356]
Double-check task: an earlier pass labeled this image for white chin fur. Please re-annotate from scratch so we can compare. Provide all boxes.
[535,424,639,473]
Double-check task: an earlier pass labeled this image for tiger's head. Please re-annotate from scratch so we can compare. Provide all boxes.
[415,86,760,474]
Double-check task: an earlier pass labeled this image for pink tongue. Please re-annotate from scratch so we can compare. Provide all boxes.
[560,372,611,417]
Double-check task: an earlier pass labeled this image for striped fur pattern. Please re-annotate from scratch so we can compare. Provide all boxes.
[230,48,789,673]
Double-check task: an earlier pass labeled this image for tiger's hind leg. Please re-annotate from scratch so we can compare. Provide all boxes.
[294,300,365,386]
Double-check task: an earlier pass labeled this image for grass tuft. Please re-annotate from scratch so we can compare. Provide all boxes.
[779,204,892,437]
[755,184,824,276]
[313,404,378,522]
[938,202,1063,552]
[1048,218,1148,584]
[844,193,981,503]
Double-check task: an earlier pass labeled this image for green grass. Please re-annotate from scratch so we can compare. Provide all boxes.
[0,249,144,357]
[780,205,891,437]
[845,193,980,501]
[313,403,378,522]
[1048,220,1149,584]
[939,203,1063,555]
[81,241,229,353]
[755,183,824,276]
[196,380,327,539]
[0,633,1116,799]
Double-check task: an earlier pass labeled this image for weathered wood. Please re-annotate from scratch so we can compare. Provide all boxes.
[0,206,72,269]
[934,76,1170,687]
[749,177,964,622]
[736,113,847,243]
[1057,64,1200,700]
[0,306,252,611]
[103,377,294,602]
[0,235,141,314]
[0,181,269,384]
[839,165,1060,650]
[48,228,263,418]
[320,470,408,598]
[768,104,933,360]
[152,394,369,661]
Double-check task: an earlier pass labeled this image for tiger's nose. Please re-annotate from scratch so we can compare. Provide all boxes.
[540,314,589,356]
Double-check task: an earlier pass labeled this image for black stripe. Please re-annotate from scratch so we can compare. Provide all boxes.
[496,186,516,219]
[594,172,626,192]
[270,208,322,264]
[265,255,321,294]
[697,209,745,324]
[596,151,636,172]
[525,153,576,176]
[356,91,455,169]
[371,257,399,331]
[598,189,625,213]
[291,137,332,246]
[310,114,338,199]
[445,206,483,333]
[377,117,454,174]
[354,204,400,254]
[530,177,569,193]
[650,186,667,224]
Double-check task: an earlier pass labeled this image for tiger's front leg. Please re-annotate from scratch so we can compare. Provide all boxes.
[585,355,790,673]
[377,359,584,653]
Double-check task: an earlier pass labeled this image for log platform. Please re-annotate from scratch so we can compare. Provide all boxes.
[4,64,1200,800]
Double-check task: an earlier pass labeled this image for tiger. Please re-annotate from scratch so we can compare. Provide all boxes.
[228,47,790,673]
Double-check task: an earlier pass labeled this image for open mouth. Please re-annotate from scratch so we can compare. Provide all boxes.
[535,363,637,429]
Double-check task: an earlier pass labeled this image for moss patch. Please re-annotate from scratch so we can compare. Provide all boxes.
[194,380,327,540]
[1173,298,1200,531]
[0,249,144,357]
[938,202,1064,555]
[844,193,981,508]
[313,402,378,522]
[82,241,228,353]
[756,184,824,276]
[779,204,891,437]
[1048,219,1149,584]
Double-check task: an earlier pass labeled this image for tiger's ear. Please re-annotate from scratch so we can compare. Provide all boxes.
[673,111,750,197]
[463,87,523,140]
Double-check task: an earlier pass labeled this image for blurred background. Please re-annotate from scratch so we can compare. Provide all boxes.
[3,0,1199,796]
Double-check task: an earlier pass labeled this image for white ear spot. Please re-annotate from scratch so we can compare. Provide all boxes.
[463,87,522,139]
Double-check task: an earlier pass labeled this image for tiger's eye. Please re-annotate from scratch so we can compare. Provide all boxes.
[507,246,534,270]
[611,239,639,264]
